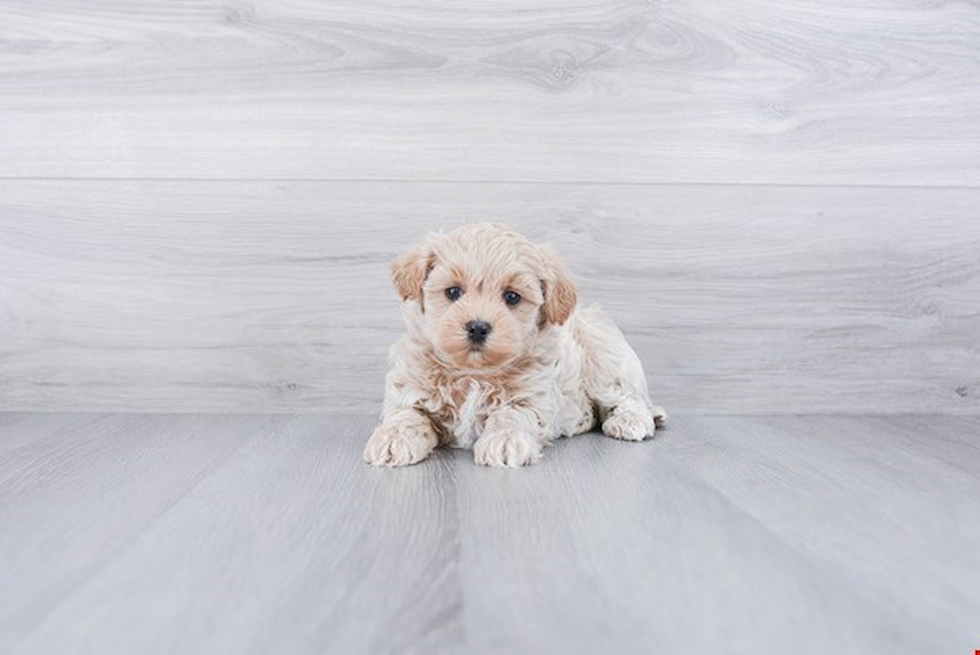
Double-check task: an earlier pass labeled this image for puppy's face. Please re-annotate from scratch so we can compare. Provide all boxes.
[391,223,577,371]
[423,259,541,370]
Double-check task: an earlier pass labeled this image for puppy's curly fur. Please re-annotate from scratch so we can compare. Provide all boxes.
[364,223,666,468]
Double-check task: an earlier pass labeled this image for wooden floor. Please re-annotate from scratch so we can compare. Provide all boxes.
[2,412,978,655]
[3,3,978,652]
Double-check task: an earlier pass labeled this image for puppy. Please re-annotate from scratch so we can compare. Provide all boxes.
[364,222,666,468]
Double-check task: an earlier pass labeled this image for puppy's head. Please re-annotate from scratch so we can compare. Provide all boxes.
[391,223,577,371]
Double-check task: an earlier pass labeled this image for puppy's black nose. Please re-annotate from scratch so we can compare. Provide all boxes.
[466,320,491,344]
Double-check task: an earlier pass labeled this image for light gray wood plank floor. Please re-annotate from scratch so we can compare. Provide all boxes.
[2,412,978,654]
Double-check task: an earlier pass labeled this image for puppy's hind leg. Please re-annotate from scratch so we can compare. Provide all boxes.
[574,307,666,442]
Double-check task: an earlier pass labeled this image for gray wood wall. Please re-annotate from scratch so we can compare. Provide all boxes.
[1,1,978,415]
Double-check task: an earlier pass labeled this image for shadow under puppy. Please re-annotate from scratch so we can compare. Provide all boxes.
[365,223,666,468]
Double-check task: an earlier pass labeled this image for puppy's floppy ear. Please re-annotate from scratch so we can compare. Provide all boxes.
[540,247,577,326]
[391,241,435,301]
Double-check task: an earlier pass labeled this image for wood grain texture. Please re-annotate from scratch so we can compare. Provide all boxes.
[2,413,979,654]
[0,414,254,649]
[2,180,978,415]
[0,1,978,184]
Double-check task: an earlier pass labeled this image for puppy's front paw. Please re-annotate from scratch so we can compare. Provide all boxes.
[473,430,542,468]
[602,406,657,442]
[364,421,437,467]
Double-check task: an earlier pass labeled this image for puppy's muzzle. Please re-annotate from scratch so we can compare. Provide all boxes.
[465,320,491,345]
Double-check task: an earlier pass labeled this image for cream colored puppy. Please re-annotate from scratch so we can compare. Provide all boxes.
[364,223,666,468]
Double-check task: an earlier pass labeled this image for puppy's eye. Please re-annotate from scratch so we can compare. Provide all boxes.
[445,286,463,301]
[503,290,521,306]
